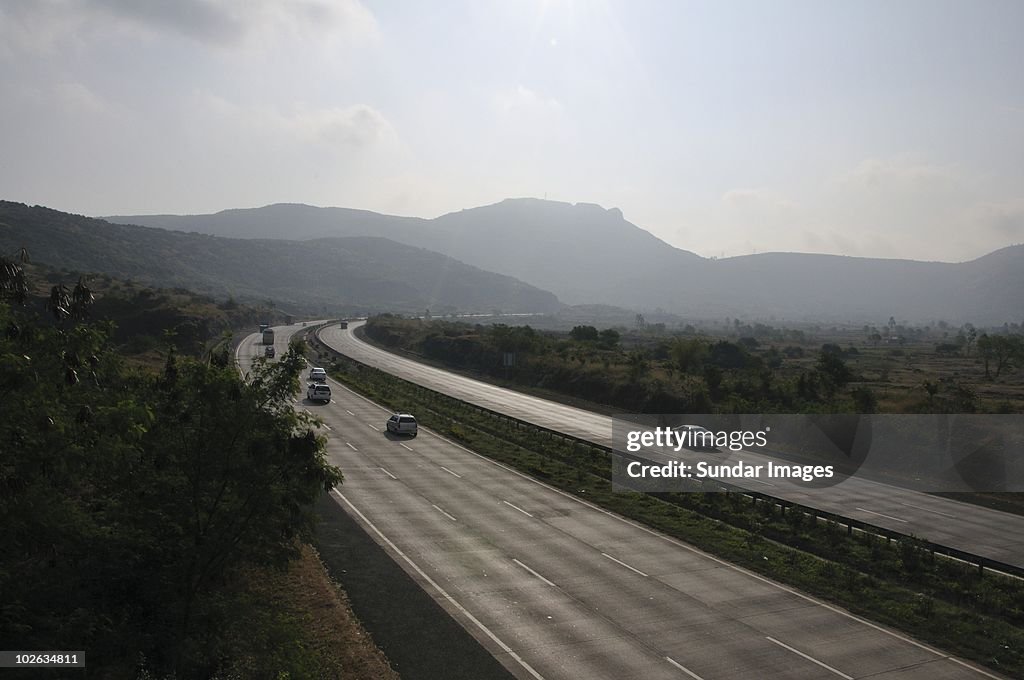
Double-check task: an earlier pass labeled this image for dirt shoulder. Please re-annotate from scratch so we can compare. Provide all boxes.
[313,493,517,680]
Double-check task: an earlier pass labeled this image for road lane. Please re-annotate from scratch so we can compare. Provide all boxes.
[317,321,1024,570]
[238,324,1005,679]
[295,343,1002,678]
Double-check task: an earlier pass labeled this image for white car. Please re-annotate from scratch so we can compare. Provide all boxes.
[386,413,418,437]
[306,383,331,403]
[673,424,719,451]
[308,367,327,383]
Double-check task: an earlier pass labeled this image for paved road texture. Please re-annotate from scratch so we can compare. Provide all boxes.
[237,324,1004,680]
[317,321,1024,571]
[236,324,514,679]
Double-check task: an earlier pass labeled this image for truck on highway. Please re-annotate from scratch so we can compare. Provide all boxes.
[262,328,275,345]
[339,320,349,329]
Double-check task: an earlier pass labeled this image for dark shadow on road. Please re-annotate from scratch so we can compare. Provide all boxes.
[314,494,517,680]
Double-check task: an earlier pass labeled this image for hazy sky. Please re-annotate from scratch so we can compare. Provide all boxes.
[2,1,1022,262]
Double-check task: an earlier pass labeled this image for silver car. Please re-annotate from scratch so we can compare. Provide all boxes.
[306,383,331,404]
[386,413,418,437]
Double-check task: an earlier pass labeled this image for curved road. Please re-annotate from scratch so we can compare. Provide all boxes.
[317,321,1024,571]
[233,323,1007,679]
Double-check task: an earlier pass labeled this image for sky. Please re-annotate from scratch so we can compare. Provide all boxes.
[1,0,1023,262]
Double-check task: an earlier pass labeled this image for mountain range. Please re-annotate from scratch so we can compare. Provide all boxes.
[109,199,1024,324]
[0,201,560,315]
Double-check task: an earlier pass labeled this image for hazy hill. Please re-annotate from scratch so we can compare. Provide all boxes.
[108,199,1024,323]
[0,201,561,315]
[110,199,702,306]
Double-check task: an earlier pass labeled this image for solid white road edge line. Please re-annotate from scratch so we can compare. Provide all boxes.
[665,656,705,679]
[502,500,534,518]
[856,507,908,523]
[512,558,556,587]
[765,636,853,679]
[332,490,547,680]
[601,552,649,577]
[899,501,959,519]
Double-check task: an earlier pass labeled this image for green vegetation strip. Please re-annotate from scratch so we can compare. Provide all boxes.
[307,338,1024,677]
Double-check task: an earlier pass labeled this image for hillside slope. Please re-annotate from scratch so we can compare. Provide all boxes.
[108,199,1024,323]
[0,201,562,315]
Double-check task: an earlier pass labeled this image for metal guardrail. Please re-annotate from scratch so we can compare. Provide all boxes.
[309,325,1024,582]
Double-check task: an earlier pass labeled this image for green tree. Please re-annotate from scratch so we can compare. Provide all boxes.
[0,248,30,304]
[1,269,342,676]
[816,348,853,399]
[851,387,879,413]
[669,337,707,374]
[598,328,621,350]
[627,350,649,380]
[977,333,1021,379]
[569,325,600,342]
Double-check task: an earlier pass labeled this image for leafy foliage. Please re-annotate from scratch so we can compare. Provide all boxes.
[1,268,342,676]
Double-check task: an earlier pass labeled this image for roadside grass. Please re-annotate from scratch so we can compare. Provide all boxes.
[309,344,1024,678]
[215,543,400,680]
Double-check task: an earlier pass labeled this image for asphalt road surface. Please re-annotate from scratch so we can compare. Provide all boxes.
[237,324,1005,680]
[316,321,1024,571]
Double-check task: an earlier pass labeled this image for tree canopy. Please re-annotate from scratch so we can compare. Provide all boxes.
[1,258,342,677]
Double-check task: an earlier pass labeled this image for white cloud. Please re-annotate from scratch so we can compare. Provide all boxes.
[721,188,798,213]
[495,85,564,118]
[193,95,399,152]
[968,199,1024,241]
[51,82,108,115]
[843,154,960,193]
[0,0,377,55]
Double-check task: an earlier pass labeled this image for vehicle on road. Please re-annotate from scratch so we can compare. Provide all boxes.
[386,413,418,437]
[264,345,275,358]
[262,328,275,344]
[308,367,327,383]
[339,320,348,329]
[673,424,719,451]
[307,383,331,403]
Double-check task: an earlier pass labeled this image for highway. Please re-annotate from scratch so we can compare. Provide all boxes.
[236,323,1004,680]
[317,321,1024,571]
